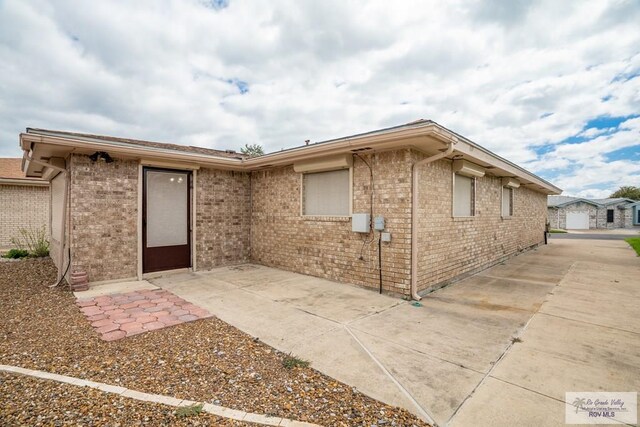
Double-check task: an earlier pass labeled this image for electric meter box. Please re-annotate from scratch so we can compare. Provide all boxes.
[374,216,385,231]
[352,213,370,233]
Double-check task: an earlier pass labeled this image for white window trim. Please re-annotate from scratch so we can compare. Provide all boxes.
[501,186,514,219]
[300,167,353,218]
[452,171,476,218]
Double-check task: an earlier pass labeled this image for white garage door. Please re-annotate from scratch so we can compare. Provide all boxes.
[566,212,589,229]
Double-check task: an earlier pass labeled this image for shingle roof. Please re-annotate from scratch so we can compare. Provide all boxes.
[26,128,247,160]
[591,198,635,205]
[0,157,47,184]
[547,196,580,207]
[0,158,27,179]
[548,195,635,208]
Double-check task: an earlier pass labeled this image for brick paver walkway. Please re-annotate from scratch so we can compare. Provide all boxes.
[76,289,212,341]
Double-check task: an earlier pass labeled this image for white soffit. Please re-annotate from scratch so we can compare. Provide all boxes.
[293,154,353,173]
[42,157,66,181]
[452,159,485,178]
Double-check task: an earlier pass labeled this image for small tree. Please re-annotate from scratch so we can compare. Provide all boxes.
[609,186,640,200]
[240,143,264,158]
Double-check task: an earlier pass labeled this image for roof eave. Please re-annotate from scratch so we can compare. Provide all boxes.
[20,133,244,176]
[0,177,48,186]
[20,122,562,195]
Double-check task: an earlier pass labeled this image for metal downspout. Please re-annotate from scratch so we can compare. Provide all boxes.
[410,142,455,300]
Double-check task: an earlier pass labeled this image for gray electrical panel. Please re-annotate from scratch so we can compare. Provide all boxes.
[374,216,385,231]
[352,213,370,233]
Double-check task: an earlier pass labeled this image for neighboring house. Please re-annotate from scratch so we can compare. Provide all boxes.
[19,120,561,298]
[628,201,640,227]
[0,158,49,250]
[547,195,638,230]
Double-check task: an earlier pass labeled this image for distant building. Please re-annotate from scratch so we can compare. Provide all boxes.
[0,158,49,250]
[547,195,639,230]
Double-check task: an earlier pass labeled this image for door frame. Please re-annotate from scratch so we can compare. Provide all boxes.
[141,166,193,274]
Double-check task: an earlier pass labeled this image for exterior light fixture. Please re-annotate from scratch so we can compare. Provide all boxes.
[88,151,114,163]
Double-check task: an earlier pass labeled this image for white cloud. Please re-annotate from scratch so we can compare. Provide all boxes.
[0,0,639,197]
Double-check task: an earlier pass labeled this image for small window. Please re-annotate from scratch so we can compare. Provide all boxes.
[607,209,614,223]
[502,187,513,217]
[303,169,350,216]
[453,173,475,217]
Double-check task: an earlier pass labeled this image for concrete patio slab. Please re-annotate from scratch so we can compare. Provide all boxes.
[73,280,158,298]
[490,313,640,401]
[478,261,567,285]
[157,282,340,353]
[350,298,531,373]
[449,377,566,427]
[353,330,485,425]
[146,238,639,426]
[541,285,640,333]
[426,275,555,313]
[242,273,401,324]
[289,326,419,414]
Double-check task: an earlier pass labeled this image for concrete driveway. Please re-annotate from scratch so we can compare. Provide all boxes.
[151,239,640,426]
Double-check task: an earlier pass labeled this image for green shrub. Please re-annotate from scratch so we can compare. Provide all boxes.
[2,249,29,259]
[10,226,49,258]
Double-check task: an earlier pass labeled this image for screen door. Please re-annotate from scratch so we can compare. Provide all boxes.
[143,168,191,273]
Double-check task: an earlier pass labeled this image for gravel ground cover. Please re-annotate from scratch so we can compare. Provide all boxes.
[0,258,428,427]
[0,372,251,426]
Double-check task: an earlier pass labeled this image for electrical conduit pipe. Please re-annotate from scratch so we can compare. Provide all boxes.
[410,141,456,300]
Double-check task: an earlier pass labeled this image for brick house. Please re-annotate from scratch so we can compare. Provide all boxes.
[0,158,49,251]
[547,195,638,230]
[19,120,561,298]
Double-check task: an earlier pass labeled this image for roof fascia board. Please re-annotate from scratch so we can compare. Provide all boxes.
[433,125,561,194]
[21,122,561,195]
[452,140,560,194]
[243,123,448,167]
[0,177,49,186]
[21,133,243,170]
[556,199,600,208]
[601,198,635,205]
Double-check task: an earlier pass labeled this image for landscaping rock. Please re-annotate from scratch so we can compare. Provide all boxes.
[0,258,430,426]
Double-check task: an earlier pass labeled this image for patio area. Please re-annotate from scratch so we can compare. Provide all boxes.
[144,238,640,426]
[76,288,212,341]
[1,258,426,426]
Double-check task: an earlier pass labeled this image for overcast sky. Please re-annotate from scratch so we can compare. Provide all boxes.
[1,0,638,197]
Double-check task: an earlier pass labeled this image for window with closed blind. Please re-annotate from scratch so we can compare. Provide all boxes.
[303,169,350,216]
[502,187,513,217]
[453,173,475,217]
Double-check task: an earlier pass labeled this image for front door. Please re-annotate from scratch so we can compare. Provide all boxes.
[143,167,191,273]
